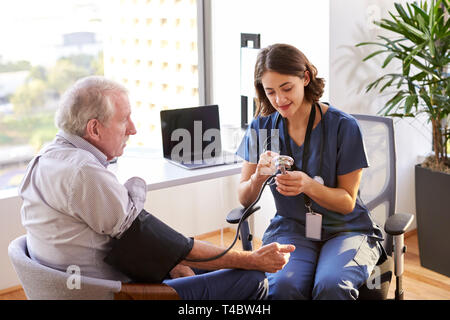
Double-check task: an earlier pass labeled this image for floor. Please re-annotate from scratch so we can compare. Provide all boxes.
[1,229,448,300]
[197,228,450,300]
[384,232,450,300]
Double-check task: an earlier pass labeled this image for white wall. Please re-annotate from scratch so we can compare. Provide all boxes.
[329,0,432,230]
[0,195,26,290]
[144,176,239,237]
[210,0,330,127]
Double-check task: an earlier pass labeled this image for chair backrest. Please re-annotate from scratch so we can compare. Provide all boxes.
[352,114,396,256]
[8,235,122,300]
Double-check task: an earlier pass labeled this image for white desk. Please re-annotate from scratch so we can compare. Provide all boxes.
[109,153,243,191]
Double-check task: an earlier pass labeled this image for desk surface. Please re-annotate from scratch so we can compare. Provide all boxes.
[108,154,243,191]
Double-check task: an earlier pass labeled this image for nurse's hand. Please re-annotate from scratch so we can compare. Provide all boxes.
[254,151,279,178]
[275,170,313,196]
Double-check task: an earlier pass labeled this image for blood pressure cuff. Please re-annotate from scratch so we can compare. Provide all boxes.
[104,209,194,283]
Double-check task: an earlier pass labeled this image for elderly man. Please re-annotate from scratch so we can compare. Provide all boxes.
[18,76,294,300]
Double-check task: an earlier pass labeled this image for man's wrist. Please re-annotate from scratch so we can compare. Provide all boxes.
[242,250,258,271]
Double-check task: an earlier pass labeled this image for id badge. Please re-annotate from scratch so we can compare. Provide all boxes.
[306,211,322,240]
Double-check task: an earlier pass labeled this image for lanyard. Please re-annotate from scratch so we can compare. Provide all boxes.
[280,102,325,210]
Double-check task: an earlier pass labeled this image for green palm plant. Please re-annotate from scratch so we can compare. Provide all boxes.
[356,0,450,172]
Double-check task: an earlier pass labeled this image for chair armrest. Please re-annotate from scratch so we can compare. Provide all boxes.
[384,213,414,236]
[384,213,414,300]
[115,283,180,300]
[226,206,261,224]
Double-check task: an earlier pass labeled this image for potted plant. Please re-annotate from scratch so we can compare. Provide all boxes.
[356,0,449,276]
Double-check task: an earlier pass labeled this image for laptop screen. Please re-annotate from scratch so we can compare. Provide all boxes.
[160,105,222,162]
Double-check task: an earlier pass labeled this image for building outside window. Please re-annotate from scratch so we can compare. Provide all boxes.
[103,0,200,150]
[0,0,202,192]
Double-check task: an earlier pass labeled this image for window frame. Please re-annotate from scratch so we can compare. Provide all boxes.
[196,0,213,106]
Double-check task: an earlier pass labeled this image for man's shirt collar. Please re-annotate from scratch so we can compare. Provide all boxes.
[56,130,110,167]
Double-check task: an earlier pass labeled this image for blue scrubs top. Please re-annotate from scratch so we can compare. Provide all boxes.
[236,105,384,243]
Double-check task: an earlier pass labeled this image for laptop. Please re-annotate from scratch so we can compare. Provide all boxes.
[160,105,241,169]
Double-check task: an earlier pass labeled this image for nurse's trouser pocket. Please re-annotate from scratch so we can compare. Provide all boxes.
[353,236,381,269]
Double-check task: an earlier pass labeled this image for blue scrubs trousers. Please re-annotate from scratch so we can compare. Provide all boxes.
[163,268,268,300]
[264,232,381,300]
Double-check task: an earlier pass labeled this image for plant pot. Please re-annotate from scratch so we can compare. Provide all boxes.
[415,164,450,277]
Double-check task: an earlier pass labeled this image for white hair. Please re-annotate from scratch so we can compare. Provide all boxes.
[55,76,128,136]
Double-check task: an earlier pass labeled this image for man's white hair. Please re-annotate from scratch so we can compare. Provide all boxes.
[55,76,128,136]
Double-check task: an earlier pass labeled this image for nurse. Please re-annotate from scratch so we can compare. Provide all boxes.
[236,43,385,300]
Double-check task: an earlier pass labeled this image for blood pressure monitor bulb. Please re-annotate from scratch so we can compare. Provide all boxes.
[274,155,294,174]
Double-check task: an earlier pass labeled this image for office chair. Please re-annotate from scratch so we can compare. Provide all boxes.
[8,235,179,300]
[227,114,413,300]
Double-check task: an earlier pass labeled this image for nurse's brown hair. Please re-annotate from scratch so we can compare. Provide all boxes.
[254,43,325,116]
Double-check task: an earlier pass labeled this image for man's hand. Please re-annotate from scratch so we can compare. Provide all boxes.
[251,242,295,273]
[183,239,295,273]
[169,263,195,279]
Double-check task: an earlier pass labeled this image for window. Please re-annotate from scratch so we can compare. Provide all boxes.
[0,0,204,192]
[103,0,201,150]
[0,0,104,192]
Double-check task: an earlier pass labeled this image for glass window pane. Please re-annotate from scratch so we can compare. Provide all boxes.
[0,0,105,191]
[0,0,201,191]
[103,0,200,150]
